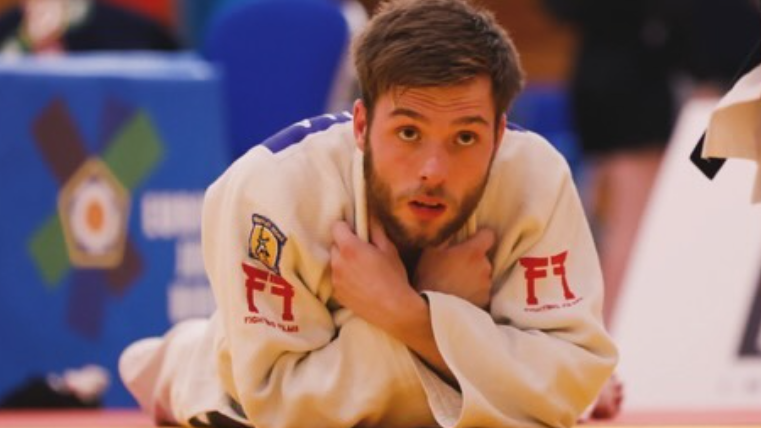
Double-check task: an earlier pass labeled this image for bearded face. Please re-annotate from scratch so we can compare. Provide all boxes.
[354,77,504,252]
[364,139,490,250]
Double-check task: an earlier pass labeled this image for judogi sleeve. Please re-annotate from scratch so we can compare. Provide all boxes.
[414,136,618,428]
[702,64,761,203]
[201,147,432,428]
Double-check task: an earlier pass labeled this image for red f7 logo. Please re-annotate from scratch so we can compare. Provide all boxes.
[242,263,295,321]
[519,251,576,306]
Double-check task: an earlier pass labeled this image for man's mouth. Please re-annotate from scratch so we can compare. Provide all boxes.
[408,198,447,219]
[410,200,445,209]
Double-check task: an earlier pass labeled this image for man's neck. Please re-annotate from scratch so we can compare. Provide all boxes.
[398,246,422,283]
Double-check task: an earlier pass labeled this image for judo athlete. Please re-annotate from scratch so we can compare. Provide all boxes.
[120,0,618,426]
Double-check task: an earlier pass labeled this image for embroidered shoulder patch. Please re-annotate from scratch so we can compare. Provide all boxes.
[248,214,287,275]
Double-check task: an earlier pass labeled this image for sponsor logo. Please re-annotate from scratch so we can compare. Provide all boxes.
[242,262,298,333]
[519,250,581,312]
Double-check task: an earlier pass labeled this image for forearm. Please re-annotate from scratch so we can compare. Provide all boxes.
[340,283,456,386]
[329,219,457,386]
[386,294,457,386]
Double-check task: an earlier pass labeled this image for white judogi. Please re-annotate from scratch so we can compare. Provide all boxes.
[702,64,761,203]
[120,115,617,428]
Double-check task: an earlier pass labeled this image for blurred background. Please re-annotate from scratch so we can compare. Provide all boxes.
[0,0,759,419]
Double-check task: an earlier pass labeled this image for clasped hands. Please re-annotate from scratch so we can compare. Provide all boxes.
[330,218,495,337]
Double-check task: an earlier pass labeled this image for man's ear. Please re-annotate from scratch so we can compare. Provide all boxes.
[495,114,507,150]
[353,99,368,152]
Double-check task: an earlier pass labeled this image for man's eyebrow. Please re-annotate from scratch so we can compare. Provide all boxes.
[453,115,490,127]
[390,108,490,127]
[389,108,429,122]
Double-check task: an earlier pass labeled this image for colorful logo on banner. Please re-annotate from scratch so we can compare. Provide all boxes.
[27,98,163,339]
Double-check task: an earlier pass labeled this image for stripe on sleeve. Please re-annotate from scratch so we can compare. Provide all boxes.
[262,112,353,154]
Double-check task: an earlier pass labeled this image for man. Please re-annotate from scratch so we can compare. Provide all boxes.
[119,0,617,427]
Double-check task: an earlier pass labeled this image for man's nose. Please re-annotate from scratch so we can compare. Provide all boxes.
[419,147,449,185]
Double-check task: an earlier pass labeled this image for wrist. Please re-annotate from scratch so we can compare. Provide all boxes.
[389,292,431,342]
[389,292,456,385]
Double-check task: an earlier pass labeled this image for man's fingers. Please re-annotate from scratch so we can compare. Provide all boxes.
[435,236,453,250]
[330,245,344,283]
[332,221,357,248]
[369,216,393,252]
[468,228,496,253]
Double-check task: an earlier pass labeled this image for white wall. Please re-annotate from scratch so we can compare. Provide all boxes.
[612,98,761,410]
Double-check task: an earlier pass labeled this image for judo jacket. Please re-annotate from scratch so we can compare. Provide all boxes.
[121,113,618,428]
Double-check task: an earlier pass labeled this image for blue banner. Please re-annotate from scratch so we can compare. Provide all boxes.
[0,53,229,406]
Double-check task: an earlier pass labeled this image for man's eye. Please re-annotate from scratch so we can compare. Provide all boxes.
[456,132,478,146]
[397,127,419,142]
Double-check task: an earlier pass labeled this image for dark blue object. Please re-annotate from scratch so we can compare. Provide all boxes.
[202,0,349,159]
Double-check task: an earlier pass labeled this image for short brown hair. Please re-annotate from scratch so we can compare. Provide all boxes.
[353,0,525,121]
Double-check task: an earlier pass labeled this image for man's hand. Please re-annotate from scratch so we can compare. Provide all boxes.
[414,228,496,308]
[330,220,423,335]
[331,219,458,384]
